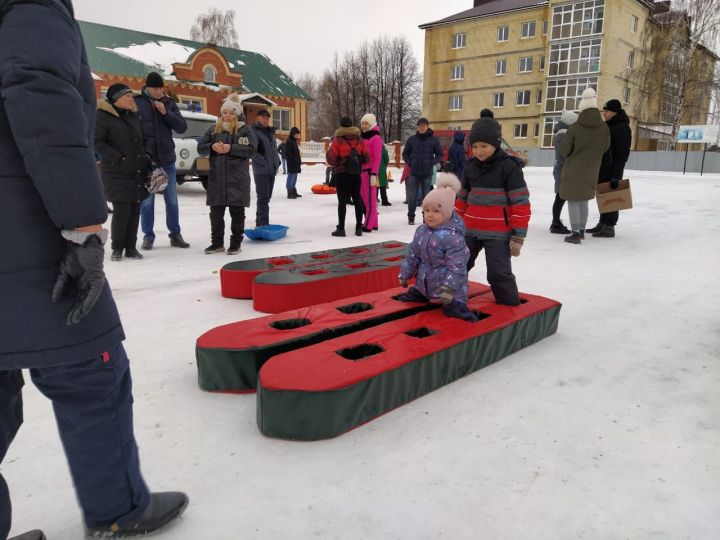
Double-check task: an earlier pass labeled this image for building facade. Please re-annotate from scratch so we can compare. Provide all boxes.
[420,0,716,149]
[79,21,310,140]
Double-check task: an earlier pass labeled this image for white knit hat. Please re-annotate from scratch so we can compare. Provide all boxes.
[220,93,244,116]
[577,88,597,111]
[360,113,377,127]
[560,109,579,125]
[422,173,462,223]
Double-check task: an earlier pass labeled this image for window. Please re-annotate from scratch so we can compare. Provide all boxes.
[447,126,462,131]
[536,89,543,105]
[551,0,605,40]
[627,50,635,68]
[631,15,638,33]
[521,21,536,38]
[203,65,216,83]
[545,76,599,112]
[100,86,108,100]
[519,56,534,72]
[534,123,540,138]
[542,116,560,147]
[497,25,509,41]
[452,32,467,49]
[272,108,291,131]
[496,59,507,75]
[516,90,531,106]
[513,124,528,138]
[548,39,602,76]
[540,54,546,71]
[179,97,205,112]
[623,86,631,104]
[542,19,548,35]
[493,92,505,107]
[449,95,463,111]
[451,65,465,80]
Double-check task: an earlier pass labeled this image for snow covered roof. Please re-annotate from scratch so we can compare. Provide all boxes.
[79,21,310,100]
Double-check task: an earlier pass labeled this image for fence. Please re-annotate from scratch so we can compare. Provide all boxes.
[300,140,406,166]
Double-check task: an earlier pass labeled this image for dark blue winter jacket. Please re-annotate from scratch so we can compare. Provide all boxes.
[402,128,442,177]
[134,88,186,166]
[0,0,125,368]
[251,122,281,177]
[448,131,466,179]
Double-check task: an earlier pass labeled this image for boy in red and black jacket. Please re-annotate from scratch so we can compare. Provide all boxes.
[454,117,531,305]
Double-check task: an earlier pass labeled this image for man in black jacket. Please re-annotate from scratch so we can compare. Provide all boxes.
[0,1,187,538]
[588,99,632,238]
[402,117,442,225]
[251,108,281,226]
[134,72,190,250]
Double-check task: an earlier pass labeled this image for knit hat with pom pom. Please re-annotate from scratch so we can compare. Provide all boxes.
[421,172,462,223]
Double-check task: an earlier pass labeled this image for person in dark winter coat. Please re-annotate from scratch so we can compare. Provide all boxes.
[278,140,287,174]
[251,108,281,226]
[197,94,258,255]
[398,174,478,322]
[550,109,579,234]
[0,1,188,538]
[378,145,391,206]
[326,116,370,237]
[284,127,302,198]
[455,117,531,306]
[448,131,467,179]
[94,85,150,261]
[402,117,442,225]
[558,88,611,244]
[134,72,190,250]
[587,99,632,238]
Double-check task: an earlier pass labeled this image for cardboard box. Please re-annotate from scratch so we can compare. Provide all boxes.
[596,179,632,213]
[195,156,210,172]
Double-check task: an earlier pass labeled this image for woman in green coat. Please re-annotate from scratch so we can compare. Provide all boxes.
[378,145,391,206]
[558,88,610,244]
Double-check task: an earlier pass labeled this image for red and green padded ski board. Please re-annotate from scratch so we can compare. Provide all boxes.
[220,241,407,299]
[257,292,561,440]
[196,282,493,392]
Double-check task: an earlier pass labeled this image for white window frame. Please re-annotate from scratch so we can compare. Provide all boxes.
[536,88,543,105]
[534,123,540,138]
[202,65,217,83]
[542,116,560,147]
[542,19,548,35]
[452,32,467,49]
[516,90,531,106]
[493,92,505,108]
[495,59,507,76]
[449,95,463,111]
[551,0,605,40]
[623,86,631,104]
[497,25,509,42]
[521,21,536,38]
[272,108,292,132]
[627,50,635,69]
[539,54,546,71]
[631,14,638,33]
[548,39,602,77]
[519,56,534,73]
[545,76,599,112]
[178,95,207,113]
[451,65,465,81]
[513,123,528,138]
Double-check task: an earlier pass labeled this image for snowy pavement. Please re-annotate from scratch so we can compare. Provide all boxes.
[6,166,720,539]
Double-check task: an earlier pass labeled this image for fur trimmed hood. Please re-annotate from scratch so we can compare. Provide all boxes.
[334,126,361,139]
[97,98,136,116]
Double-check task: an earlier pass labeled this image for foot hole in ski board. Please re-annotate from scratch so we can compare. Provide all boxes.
[336,344,385,361]
[382,243,404,249]
[349,248,369,254]
[268,258,294,266]
[346,263,368,269]
[311,253,333,259]
[336,302,374,315]
[269,318,312,330]
[471,311,492,321]
[384,256,403,262]
[520,298,528,304]
[302,269,328,276]
[404,327,437,339]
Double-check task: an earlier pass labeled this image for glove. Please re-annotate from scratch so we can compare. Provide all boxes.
[438,286,453,305]
[52,234,107,326]
[609,178,620,189]
[399,278,408,288]
[509,236,524,257]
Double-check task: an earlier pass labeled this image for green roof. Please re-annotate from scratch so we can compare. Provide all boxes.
[78,21,310,100]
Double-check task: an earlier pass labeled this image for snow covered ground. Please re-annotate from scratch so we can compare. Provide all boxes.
[6,166,720,539]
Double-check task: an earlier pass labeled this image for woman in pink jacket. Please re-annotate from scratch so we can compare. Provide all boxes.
[359,113,383,232]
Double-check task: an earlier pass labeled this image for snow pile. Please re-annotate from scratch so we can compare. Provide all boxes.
[98,40,196,75]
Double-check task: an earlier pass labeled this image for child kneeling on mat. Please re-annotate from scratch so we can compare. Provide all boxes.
[397,173,478,322]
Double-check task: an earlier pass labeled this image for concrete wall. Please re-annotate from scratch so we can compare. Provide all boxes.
[517,148,720,173]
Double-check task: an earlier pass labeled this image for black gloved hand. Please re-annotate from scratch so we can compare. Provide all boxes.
[51,235,106,326]
[609,178,620,189]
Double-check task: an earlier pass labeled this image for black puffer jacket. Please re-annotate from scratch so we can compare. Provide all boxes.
[197,122,258,207]
[134,88,186,165]
[598,110,631,182]
[284,127,302,174]
[402,128,442,176]
[251,122,281,176]
[94,100,150,203]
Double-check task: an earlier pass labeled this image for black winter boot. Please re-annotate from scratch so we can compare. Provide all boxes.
[85,491,188,538]
[549,220,571,234]
[169,233,190,248]
[227,241,242,255]
[355,225,363,236]
[564,231,583,244]
[293,188,302,198]
[287,190,296,199]
[586,223,603,234]
[592,224,615,238]
[124,248,143,259]
[111,249,123,261]
[9,530,46,540]
[331,227,346,237]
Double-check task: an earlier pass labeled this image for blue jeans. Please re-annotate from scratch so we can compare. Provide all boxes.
[140,162,181,239]
[281,158,287,174]
[407,175,432,220]
[286,172,298,191]
[0,343,150,534]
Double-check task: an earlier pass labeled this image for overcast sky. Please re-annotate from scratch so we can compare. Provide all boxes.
[73,0,470,77]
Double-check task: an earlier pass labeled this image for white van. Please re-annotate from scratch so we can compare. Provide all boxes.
[174,109,217,190]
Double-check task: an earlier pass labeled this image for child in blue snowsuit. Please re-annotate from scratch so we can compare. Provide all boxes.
[397,173,478,322]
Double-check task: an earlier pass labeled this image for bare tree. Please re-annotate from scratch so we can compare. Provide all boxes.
[190,8,239,48]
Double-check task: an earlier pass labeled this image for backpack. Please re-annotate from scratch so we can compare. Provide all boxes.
[344,137,362,175]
